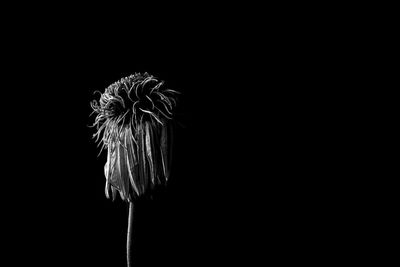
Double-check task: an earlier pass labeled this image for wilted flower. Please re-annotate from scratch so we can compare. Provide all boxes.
[90,72,179,266]
[90,72,179,202]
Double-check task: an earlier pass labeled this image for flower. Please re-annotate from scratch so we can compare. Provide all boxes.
[90,72,179,202]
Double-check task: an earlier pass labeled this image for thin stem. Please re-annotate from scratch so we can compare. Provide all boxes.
[127,202,134,267]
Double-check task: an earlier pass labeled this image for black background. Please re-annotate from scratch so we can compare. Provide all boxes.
[2,12,340,266]
[8,38,265,266]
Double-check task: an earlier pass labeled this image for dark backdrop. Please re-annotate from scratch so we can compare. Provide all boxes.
[3,18,334,266]
[12,40,261,266]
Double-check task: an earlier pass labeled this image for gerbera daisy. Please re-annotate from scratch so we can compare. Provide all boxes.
[90,72,178,266]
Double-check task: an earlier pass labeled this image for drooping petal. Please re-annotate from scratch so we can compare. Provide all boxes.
[104,140,115,199]
[104,146,111,199]
[125,126,140,197]
[160,123,169,180]
[117,127,131,201]
[137,124,147,193]
[145,122,155,184]
[148,122,163,185]
[109,136,122,196]
[111,186,117,201]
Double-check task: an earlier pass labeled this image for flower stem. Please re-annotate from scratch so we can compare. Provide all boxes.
[127,202,134,267]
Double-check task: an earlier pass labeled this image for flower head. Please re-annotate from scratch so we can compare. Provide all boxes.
[90,72,179,202]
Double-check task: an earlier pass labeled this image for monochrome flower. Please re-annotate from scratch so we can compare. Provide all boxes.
[90,72,179,202]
